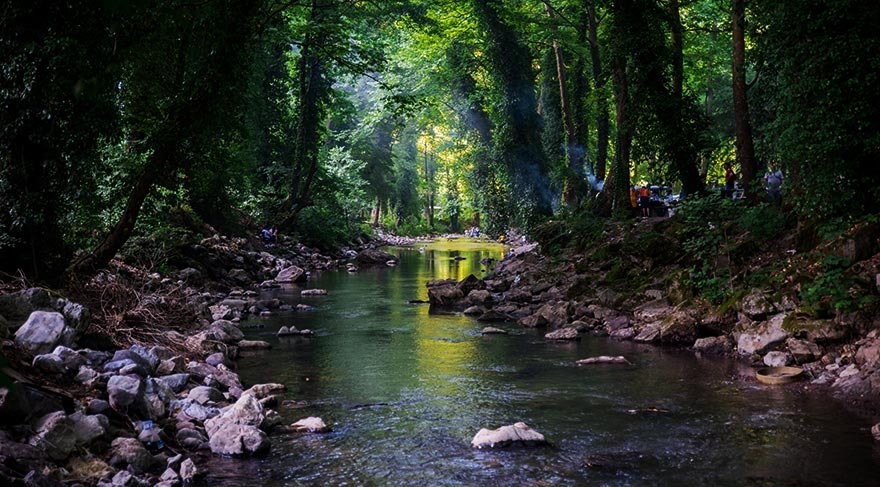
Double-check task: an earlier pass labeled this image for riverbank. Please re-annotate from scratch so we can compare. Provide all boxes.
[0,232,398,486]
[428,218,880,426]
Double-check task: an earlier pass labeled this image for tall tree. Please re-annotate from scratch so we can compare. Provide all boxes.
[587,0,610,182]
[731,0,757,199]
[471,0,553,231]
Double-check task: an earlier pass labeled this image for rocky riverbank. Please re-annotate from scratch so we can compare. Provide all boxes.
[0,233,398,486]
[428,223,880,428]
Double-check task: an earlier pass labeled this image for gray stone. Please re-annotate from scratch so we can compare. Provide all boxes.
[158,373,191,393]
[108,349,154,374]
[108,375,144,410]
[32,353,66,374]
[238,339,271,350]
[207,320,244,344]
[463,306,486,316]
[786,338,821,364]
[129,345,160,371]
[69,411,108,445]
[693,336,733,355]
[109,437,156,473]
[737,313,789,355]
[179,457,198,482]
[14,311,69,355]
[544,327,579,341]
[205,393,266,437]
[59,299,89,332]
[0,288,52,323]
[29,411,77,460]
[156,356,186,376]
[245,383,286,399]
[87,399,111,415]
[176,428,208,450]
[205,352,231,368]
[481,327,508,335]
[470,422,546,449]
[289,416,329,433]
[300,289,327,296]
[188,386,224,405]
[740,290,778,320]
[763,351,792,367]
[275,265,306,283]
[207,423,270,456]
[75,365,99,384]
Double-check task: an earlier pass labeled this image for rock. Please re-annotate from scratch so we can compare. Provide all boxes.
[576,356,631,365]
[356,248,397,266]
[290,417,330,433]
[206,392,263,430]
[470,422,547,449]
[107,349,155,375]
[207,423,270,456]
[783,316,848,343]
[466,290,492,306]
[741,290,779,319]
[463,305,486,316]
[207,319,244,344]
[737,313,789,355]
[209,304,236,321]
[179,457,198,482]
[763,351,792,367]
[29,411,77,460]
[75,365,99,384]
[634,299,672,323]
[188,386,224,405]
[296,304,316,312]
[109,437,156,473]
[476,309,511,322]
[176,428,208,450]
[14,311,70,355]
[238,340,271,350]
[481,327,508,335]
[277,326,297,336]
[786,338,821,364]
[275,265,307,283]
[544,327,579,341]
[0,288,52,323]
[87,399,111,415]
[693,336,733,355]
[159,468,179,483]
[603,315,631,333]
[205,352,232,368]
[107,375,144,410]
[186,362,242,391]
[634,323,661,343]
[69,411,108,446]
[104,470,151,487]
[300,289,327,296]
[156,356,186,376]
[426,280,464,307]
[245,383,286,399]
[534,301,572,328]
[157,373,190,393]
[872,423,880,442]
[129,344,160,371]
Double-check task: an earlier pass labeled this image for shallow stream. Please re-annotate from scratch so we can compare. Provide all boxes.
[204,239,880,486]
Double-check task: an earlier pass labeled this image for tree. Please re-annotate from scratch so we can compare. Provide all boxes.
[731,0,757,199]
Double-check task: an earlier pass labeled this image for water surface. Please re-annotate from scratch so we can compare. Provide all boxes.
[206,239,880,486]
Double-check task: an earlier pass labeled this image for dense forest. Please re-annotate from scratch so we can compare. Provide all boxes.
[2,0,879,282]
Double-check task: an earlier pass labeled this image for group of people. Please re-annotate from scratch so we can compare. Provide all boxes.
[720,162,784,203]
[629,185,654,217]
[464,226,481,238]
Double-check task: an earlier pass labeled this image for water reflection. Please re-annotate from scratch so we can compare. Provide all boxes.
[207,239,880,487]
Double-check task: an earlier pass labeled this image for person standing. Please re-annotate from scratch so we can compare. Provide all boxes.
[723,162,737,198]
[637,185,651,217]
[764,164,784,204]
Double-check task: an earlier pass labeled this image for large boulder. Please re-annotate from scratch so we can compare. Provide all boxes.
[108,375,144,411]
[29,411,77,461]
[356,248,397,266]
[737,313,789,355]
[544,327,579,341]
[207,423,270,456]
[0,288,52,324]
[108,437,157,473]
[782,316,848,343]
[206,319,244,344]
[786,338,821,364]
[470,422,547,449]
[426,280,464,308]
[692,336,733,355]
[14,311,71,355]
[69,411,108,446]
[740,290,778,320]
[275,265,307,283]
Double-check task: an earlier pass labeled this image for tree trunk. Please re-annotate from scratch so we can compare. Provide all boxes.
[611,52,633,214]
[670,0,683,102]
[371,197,381,226]
[588,0,609,182]
[732,0,757,199]
[545,2,582,208]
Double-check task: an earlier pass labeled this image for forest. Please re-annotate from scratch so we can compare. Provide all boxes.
[2,0,877,284]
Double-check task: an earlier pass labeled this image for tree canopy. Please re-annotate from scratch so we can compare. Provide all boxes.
[2,0,878,281]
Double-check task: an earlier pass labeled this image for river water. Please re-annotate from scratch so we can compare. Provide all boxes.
[205,239,880,486]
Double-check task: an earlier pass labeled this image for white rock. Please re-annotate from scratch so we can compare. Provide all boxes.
[470,422,546,449]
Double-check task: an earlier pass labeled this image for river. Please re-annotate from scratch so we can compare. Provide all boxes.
[203,239,880,486]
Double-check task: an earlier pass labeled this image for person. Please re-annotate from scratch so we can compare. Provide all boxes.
[637,185,651,217]
[723,162,736,198]
[629,186,638,213]
[764,164,784,204]
[261,224,277,246]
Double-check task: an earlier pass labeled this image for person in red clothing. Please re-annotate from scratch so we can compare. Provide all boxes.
[723,162,736,198]
[637,185,651,217]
